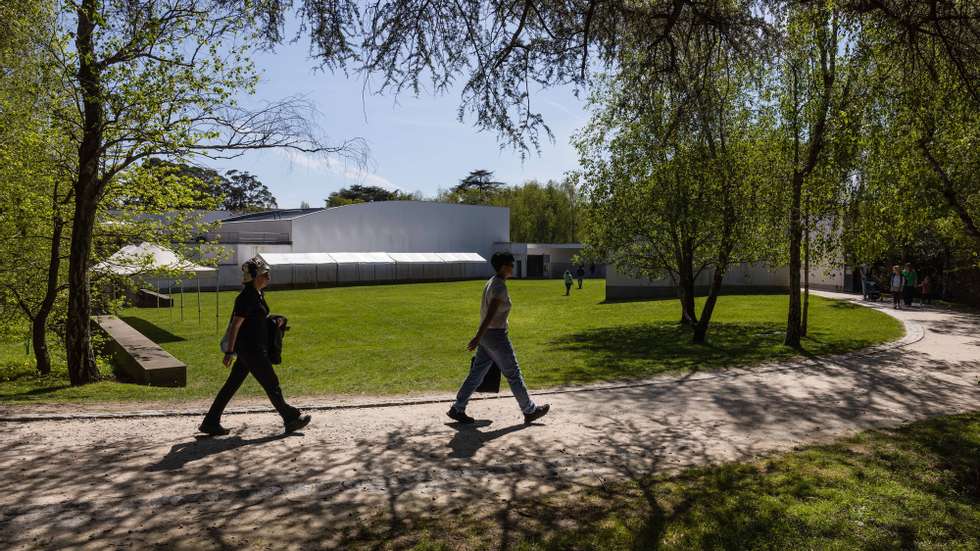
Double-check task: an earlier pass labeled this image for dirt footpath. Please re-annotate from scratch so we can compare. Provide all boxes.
[1,292,978,550]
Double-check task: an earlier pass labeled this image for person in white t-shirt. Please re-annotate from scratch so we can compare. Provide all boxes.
[448,252,551,425]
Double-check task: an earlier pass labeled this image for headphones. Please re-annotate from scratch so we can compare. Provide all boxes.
[242,257,267,283]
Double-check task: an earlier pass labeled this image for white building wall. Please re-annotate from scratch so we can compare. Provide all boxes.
[216,219,292,241]
[806,261,846,291]
[606,262,790,300]
[290,202,509,272]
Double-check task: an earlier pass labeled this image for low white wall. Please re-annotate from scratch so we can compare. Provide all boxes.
[606,262,791,300]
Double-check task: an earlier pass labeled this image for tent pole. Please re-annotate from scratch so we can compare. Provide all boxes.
[197,275,202,324]
[215,271,219,334]
[168,283,173,322]
[180,281,184,322]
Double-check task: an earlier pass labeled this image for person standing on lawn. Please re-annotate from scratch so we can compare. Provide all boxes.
[448,252,551,425]
[199,257,311,436]
[576,265,585,289]
[890,265,905,309]
[563,269,573,295]
[902,263,918,306]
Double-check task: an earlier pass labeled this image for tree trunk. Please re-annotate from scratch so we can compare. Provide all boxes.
[65,0,103,385]
[31,315,52,376]
[801,222,810,338]
[693,197,735,344]
[31,215,65,376]
[785,172,803,348]
[801,202,811,337]
[677,253,698,326]
[66,192,101,385]
[693,265,727,344]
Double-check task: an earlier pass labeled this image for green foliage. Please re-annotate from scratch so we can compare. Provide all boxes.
[438,174,582,243]
[223,170,278,211]
[501,179,581,244]
[0,0,72,370]
[843,15,980,269]
[326,184,418,207]
[574,12,779,335]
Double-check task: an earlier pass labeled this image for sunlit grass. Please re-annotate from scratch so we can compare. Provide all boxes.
[0,280,902,404]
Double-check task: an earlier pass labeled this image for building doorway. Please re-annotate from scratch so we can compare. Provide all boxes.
[527,255,544,277]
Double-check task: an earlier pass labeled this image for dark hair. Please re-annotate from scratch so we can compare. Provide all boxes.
[245,259,259,279]
[490,252,515,272]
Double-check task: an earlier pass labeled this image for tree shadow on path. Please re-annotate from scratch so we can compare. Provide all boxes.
[146,431,300,472]
[447,421,534,459]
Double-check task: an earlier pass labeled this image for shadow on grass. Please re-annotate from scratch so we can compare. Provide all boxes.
[0,363,72,400]
[550,321,887,385]
[120,317,186,343]
[530,413,980,550]
[550,322,791,382]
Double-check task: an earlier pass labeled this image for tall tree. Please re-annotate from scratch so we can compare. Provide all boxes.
[56,0,359,385]
[222,170,278,211]
[441,170,507,205]
[576,8,772,343]
[773,4,860,348]
[326,184,417,207]
[0,0,71,375]
[505,180,581,243]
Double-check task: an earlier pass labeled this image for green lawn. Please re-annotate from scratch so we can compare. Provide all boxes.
[375,412,980,550]
[0,280,903,404]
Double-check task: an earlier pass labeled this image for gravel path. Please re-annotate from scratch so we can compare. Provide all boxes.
[1,292,978,550]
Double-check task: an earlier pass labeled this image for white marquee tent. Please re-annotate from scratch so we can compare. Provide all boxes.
[93,242,218,328]
[257,251,486,285]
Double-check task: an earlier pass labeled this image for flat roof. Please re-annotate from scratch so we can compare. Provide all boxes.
[222,208,325,222]
[495,242,584,249]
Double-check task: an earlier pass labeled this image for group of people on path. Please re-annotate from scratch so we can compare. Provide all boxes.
[199,252,550,436]
[889,263,933,309]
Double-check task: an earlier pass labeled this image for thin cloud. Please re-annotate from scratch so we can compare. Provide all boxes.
[281,150,394,189]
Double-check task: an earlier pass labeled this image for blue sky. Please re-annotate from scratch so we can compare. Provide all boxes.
[201,27,590,208]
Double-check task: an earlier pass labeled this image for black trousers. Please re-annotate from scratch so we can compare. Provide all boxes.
[903,285,915,306]
[203,349,300,425]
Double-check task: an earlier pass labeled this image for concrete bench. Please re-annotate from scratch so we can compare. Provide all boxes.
[134,288,173,308]
[93,315,186,387]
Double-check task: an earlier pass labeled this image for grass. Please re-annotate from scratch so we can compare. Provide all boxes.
[370,412,980,550]
[0,280,903,404]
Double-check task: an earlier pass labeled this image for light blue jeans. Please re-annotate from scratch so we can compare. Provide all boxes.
[452,329,536,414]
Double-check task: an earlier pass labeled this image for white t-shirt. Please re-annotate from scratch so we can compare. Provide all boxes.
[890,274,904,291]
[481,275,511,329]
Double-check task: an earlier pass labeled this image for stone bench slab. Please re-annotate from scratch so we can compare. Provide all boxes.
[93,315,186,387]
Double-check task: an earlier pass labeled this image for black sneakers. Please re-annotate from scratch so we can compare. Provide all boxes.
[524,404,551,425]
[284,414,312,434]
[198,423,230,436]
[447,407,476,424]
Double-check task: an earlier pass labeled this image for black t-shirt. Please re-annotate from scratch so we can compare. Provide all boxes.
[232,285,269,352]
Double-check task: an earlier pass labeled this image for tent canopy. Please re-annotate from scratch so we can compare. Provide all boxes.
[329,252,395,264]
[258,251,485,266]
[93,242,216,276]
